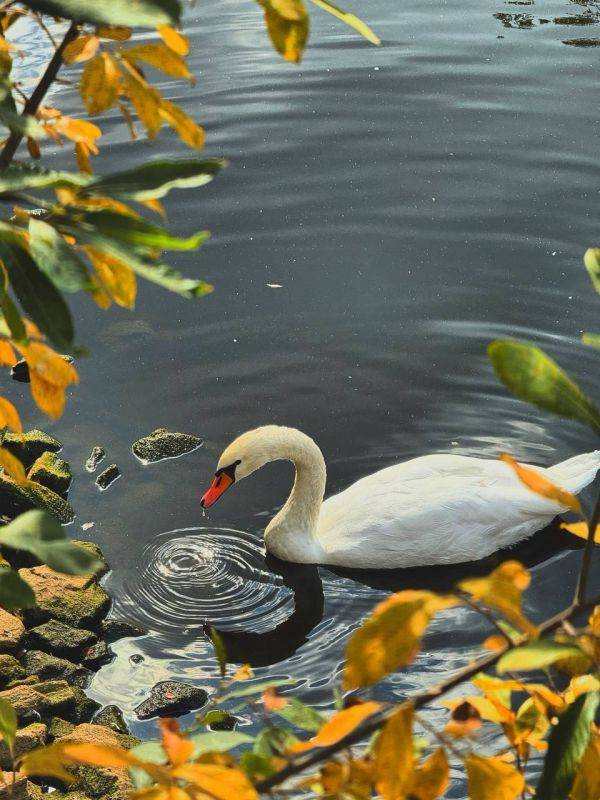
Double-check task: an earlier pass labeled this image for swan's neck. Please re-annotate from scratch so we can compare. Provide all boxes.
[263,430,326,563]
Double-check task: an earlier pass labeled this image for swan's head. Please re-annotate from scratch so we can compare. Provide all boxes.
[200,426,284,509]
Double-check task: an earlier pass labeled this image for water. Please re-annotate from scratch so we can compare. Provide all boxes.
[6,0,600,792]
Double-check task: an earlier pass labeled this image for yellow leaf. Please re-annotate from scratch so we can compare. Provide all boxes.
[260,0,309,62]
[80,53,120,115]
[560,521,600,544]
[27,137,41,159]
[142,197,166,219]
[63,34,100,64]
[483,634,507,652]
[60,742,169,783]
[291,701,380,752]
[54,117,101,152]
[87,280,112,309]
[158,25,190,56]
[500,452,582,515]
[125,43,192,79]
[159,719,194,767]
[170,763,258,800]
[443,696,510,727]
[344,590,456,689]
[232,664,254,682]
[263,686,288,711]
[0,447,26,484]
[75,142,93,174]
[158,99,204,149]
[85,247,137,309]
[16,342,79,421]
[308,0,381,45]
[319,758,372,798]
[96,25,132,41]
[564,674,600,705]
[121,72,162,140]
[373,706,414,800]
[409,748,449,800]
[0,340,17,367]
[465,754,525,800]
[458,561,537,637]
[0,396,21,432]
[21,745,77,783]
[571,730,600,800]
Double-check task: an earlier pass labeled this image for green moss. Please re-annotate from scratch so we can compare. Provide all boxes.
[48,716,76,740]
[2,429,62,469]
[0,472,75,523]
[28,451,72,496]
[0,653,26,688]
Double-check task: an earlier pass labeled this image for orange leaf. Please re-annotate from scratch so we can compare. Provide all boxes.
[158,24,190,56]
[374,705,414,800]
[465,754,525,800]
[263,686,288,711]
[27,137,41,159]
[344,590,456,689]
[63,34,100,64]
[0,447,26,484]
[560,521,600,544]
[158,99,204,149]
[0,396,21,433]
[121,72,162,140]
[159,719,194,767]
[142,197,166,219]
[171,763,259,800]
[483,634,508,652]
[75,142,92,175]
[500,453,582,514]
[232,664,254,682]
[16,342,79,421]
[80,52,120,114]
[125,43,192,80]
[291,701,380,753]
[409,748,449,800]
[0,340,17,367]
[85,247,137,309]
[96,25,132,41]
[54,117,101,152]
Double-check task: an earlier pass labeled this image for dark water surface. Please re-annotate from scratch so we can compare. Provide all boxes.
[8,0,600,792]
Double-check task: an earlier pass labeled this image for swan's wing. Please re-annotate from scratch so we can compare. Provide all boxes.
[316,454,564,568]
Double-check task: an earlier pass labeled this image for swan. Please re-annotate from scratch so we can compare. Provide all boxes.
[200,426,600,569]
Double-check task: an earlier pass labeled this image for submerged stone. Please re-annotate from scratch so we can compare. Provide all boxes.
[27,451,72,496]
[0,472,75,523]
[95,464,120,491]
[101,618,146,643]
[81,641,114,670]
[20,565,111,629]
[85,446,106,473]
[93,705,129,735]
[0,722,46,770]
[134,680,208,720]
[132,427,202,464]
[2,429,62,469]
[20,650,91,688]
[26,620,97,660]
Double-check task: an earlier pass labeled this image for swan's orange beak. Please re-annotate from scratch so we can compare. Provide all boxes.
[200,472,234,509]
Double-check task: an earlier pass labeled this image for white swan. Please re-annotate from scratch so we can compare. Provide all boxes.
[200,426,600,569]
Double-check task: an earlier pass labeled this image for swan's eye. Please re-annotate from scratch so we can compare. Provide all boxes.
[215,459,241,482]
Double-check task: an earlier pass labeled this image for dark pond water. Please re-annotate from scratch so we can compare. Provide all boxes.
[7,0,600,793]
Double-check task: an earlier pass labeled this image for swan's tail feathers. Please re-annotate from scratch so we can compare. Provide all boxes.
[546,450,600,494]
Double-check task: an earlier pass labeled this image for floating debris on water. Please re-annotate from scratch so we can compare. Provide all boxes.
[82,522,94,531]
[86,446,106,473]
[95,464,121,491]
[129,653,144,665]
[266,283,283,288]
[132,427,202,464]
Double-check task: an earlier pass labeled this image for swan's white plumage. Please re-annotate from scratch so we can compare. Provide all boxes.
[211,426,600,569]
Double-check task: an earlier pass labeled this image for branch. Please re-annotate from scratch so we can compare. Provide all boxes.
[256,594,600,793]
[0,20,78,170]
[576,486,600,606]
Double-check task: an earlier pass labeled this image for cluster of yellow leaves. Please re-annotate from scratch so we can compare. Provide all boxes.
[14,340,79,420]
[33,106,101,173]
[344,590,456,689]
[22,718,258,800]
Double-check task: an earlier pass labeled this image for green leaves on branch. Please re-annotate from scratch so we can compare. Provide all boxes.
[497,640,590,674]
[536,690,599,800]
[0,509,103,575]
[29,219,92,293]
[88,159,226,201]
[0,163,88,194]
[488,339,600,433]
[21,0,181,27]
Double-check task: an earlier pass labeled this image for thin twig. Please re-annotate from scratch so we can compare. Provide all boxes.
[415,713,465,761]
[256,596,599,793]
[455,590,516,646]
[0,20,78,170]
[32,11,57,47]
[576,487,600,606]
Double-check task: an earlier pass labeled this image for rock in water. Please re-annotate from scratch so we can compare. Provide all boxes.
[0,473,75,524]
[134,681,208,719]
[27,452,72,496]
[93,705,129,735]
[132,428,202,464]
[101,618,146,643]
[85,446,106,473]
[95,464,120,491]
[2,429,62,470]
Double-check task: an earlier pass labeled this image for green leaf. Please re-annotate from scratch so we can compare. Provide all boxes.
[582,332,600,350]
[0,567,35,610]
[536,690,600,800]
[128,741,167,789]
[21,0,181,27]
[0,238,74,350]
[29,219,92,293]
[274,697,325,732]
[88,159,226,201]
[0,163,88,195]
[190,731,254,757]
[0,697,17,753]
[206,625,227,678]
[0,510,102,576]
[240,751,276,781]
[584,248,600,293]
[76,209,209,252]
[497,640,590,674]
[308,0,381,44]
[220,679,296,703]
[253,725,298,757]
[0,293,25,342]
[488,339,600,432]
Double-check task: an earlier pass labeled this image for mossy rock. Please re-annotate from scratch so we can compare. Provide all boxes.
[72,541,109,578]
[0,472,74,524]
[0,722,46,770]
[2,429,61,470]
[92,705,129,735]
[26,620,97,660]
[48,716,76,740]
[0,654,26,688]
[132,427,202,464]
[27,451,72,496]
[20,650,91,688]
[20,568,111,629]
